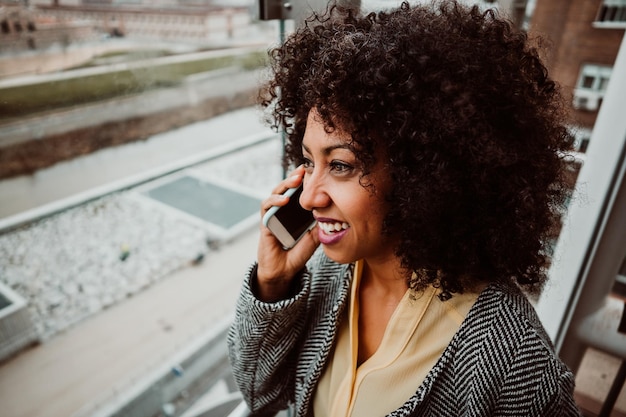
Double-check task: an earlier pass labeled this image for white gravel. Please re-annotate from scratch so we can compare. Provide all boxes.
[0,138,283,341]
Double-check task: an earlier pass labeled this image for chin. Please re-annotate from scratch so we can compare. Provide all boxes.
[321,246,357,265]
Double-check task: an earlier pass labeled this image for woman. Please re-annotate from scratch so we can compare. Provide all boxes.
[228,1,582,416]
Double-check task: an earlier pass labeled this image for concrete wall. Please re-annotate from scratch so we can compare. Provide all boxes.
[0,281,38,363]
[0,67,262,179]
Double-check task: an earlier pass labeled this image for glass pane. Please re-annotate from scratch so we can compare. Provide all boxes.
[582,75,596,89]
[579,138,590,153]
[606,6,618,21]
[599,76,611,91]
[603,0,626,7]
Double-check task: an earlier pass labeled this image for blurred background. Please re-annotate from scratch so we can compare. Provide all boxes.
[0,0,624,416]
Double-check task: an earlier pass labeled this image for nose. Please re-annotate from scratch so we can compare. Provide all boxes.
[299,170,331,211]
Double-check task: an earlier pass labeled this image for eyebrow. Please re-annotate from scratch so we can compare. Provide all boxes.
[302,142,357,156]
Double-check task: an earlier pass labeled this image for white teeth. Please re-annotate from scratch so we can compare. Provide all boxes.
[319,222,350,234]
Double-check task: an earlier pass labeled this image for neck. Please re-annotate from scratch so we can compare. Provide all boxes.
[361,256,409,296]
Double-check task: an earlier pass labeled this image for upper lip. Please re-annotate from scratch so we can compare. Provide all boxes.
[314,216,343,223]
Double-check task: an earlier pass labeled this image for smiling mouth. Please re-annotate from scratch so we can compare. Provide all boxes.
[318,221,350,234]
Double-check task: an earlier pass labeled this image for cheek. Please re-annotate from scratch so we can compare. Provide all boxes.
[356,194,387,231]
[367,183,389,211]
[335,180,389,229]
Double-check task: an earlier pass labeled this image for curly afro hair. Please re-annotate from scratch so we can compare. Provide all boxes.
[260,0,572,299]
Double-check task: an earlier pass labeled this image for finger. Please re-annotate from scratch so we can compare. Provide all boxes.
[287,164,305,178]
[272,171,304,194]
[271,166,305,194]
[264,168,306,215]
[261,194,289,213]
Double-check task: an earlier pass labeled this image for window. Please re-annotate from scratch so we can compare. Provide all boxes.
[572,64,613,112]
[595,0,626,26]
[569,127,592,153]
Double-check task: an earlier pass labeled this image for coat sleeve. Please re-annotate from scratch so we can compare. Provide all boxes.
[227,263,311,416]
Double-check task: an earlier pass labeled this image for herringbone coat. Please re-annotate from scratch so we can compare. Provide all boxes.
[227,252,582,417]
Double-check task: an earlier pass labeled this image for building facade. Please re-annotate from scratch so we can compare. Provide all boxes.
[1,0,253,55]
[35,2,252,44]
[530,0,625,152]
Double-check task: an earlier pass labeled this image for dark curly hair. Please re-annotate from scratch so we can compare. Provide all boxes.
[260,0,571,299]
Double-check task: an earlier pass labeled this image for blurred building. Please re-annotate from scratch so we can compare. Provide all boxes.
[34,1,252,44]
[0,0,253,54]
[530,0,625,153]
[0,1,99,52]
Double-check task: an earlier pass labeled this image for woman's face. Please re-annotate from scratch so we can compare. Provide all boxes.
[299,110,396,265]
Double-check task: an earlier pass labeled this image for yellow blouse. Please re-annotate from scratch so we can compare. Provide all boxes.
[313,260,481,417]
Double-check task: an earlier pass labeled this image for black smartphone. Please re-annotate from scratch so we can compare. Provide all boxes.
[262,185,316,250]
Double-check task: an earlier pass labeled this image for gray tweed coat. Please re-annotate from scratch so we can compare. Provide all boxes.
[227,252,582,417]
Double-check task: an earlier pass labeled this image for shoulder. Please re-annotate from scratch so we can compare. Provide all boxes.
[449,282,574,385]
[454,282,575,387]
[469,283,551,344]
[446,283,579,413]
[457,282,555,356]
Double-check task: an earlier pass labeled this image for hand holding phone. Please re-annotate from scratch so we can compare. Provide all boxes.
[262,185,316,250]
[256,168,319,301]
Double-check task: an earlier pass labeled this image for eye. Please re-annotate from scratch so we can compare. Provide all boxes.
[302,157,314,173]
[330,160,354,174]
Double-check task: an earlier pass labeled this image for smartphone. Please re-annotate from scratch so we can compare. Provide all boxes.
[262,185,316,250]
